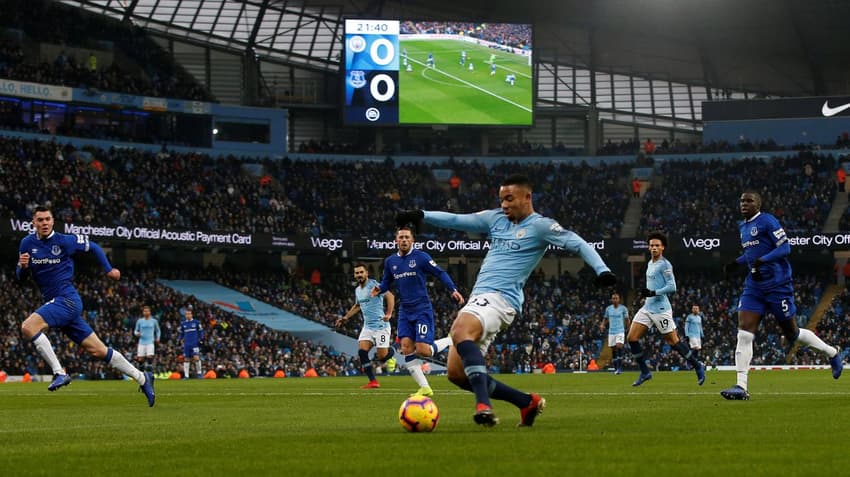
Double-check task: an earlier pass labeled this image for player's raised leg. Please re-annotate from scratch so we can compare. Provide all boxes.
[80,332,155,407]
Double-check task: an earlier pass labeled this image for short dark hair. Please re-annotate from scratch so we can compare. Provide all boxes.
[353,262,367,270]
[501,174,533,191]
[396,224,415,236]
[32,205,51,217]
[647,231,667,247]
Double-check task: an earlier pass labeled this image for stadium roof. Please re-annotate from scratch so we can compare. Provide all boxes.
[61,0,850,97]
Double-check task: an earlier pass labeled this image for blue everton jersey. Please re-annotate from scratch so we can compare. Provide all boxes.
[179,319,204,347]
[738,211,792,289]
[379,249,456,310]
[356,278,390,331]
[604,305,629,334]
[644,257,676,313]
[18,231,91,301]
[425,209,610,312]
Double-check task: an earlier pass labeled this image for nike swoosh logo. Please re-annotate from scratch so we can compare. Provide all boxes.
[822,100,850,117]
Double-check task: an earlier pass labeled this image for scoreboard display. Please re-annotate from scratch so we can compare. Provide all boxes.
[344,19,400,125]
[343,19,534,127]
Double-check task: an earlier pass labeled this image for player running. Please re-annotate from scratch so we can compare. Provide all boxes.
[16,205,154,406]
[336,263,396,388]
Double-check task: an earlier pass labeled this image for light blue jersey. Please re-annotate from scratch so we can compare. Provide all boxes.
[356,278,390,331]
[134,317,161,345]
[685,313,703,338]
[643,257,676,313]
[604,305,629,335]
[424,209,610,312]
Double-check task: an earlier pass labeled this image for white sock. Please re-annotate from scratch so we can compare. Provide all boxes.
[184,362,191,378]
[32,333,64,375]
[433,336,453,354]
[796,328,837,357]
[405,354,429,387]
[735,330,755,390]
[107,348,144,384]
[195,361,203,376]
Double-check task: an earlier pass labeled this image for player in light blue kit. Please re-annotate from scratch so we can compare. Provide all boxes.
[178,308,205,379]
[721,191,842,400]
[372,225,463,396]
[396,174,618,427]
[134,305,161,371]
[336,263,396,389]
[16,206,154,406]
[628,231,705,387]
[427,52,434,68]
[603,292,630,375]
[684,304,704,365]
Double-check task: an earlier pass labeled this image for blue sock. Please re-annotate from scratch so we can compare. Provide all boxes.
[358,349,375,381]
[487,375,530,408]
[673,341,699,367]
[456,340,491,407]
[629,341,650,374]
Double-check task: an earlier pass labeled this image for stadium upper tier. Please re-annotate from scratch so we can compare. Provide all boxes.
[0,136,843,240]
[0,0,211,102]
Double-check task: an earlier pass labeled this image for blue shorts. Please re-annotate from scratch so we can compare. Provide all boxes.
[739,284,796,321]
[397,307,436,344]
[183,345,201,358]
[36,294,93,344]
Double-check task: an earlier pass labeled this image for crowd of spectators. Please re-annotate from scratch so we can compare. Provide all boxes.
[598,137,792,157]
[640,152,837,235]
[800,288,850,365]
[0,137,316,235]
[0,136,631,240]
[0,265,356,379]
[0,0,211,101]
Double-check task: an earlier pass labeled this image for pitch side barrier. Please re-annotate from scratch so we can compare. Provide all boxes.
[4,219,849,255]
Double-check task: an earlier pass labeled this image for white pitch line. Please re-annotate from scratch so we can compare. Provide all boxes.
[407,57,531,113]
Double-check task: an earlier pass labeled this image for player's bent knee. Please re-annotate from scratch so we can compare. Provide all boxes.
[447,369,467,386]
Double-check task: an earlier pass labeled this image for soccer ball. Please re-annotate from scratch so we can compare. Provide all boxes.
[398,396,440,432]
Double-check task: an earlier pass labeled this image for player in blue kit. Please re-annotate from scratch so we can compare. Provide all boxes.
[134,305,161,371]
[371,225,464,396]
[628,232,705,387]
[178,308,205,378]
[16,206,154,406]
[336,263,396,388]
[396,174,618,427]
[603,292,630,375]
[721,191,842,400]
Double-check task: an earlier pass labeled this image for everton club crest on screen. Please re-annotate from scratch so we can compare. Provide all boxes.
[344,19,400,125]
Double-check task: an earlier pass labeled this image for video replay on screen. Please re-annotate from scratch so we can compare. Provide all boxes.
[343,19,533,126]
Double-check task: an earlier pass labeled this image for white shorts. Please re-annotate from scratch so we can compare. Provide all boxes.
[633,308,677,335]
[358,327,392,348]
[688,337,702,349]
[608,333,625,347]
[137,343,155,357]
[459,292,517,353]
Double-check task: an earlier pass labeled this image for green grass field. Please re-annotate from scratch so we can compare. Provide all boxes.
[399,39,533,125]
[2,370,848,476]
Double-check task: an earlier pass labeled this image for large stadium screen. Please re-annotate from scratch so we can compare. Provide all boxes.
[343,19,533,126]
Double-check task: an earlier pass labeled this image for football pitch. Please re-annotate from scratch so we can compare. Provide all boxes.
[1,370,848,476]
[399,39,533,125]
